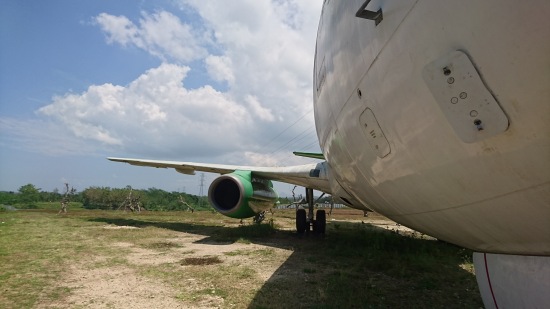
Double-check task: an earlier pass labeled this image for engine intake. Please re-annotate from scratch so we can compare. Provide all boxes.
[208,171,278,219]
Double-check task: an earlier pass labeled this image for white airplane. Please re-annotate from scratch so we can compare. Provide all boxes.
[109,0,550,307]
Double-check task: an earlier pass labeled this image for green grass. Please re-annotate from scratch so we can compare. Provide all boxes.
[248,221,479,308]
[3,201,84,210]
[0,211,93,307]
[0,209,482,308]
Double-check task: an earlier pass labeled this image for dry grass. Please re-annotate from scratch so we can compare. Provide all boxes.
[0,208,482,308]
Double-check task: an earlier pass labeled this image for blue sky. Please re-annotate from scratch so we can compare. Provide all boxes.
[0,0,323,196]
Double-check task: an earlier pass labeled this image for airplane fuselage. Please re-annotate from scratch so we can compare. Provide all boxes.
[314,1,550,306]
[314,0,549,255]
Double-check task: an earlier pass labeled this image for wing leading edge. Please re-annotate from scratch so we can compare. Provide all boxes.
[107,157,332,194]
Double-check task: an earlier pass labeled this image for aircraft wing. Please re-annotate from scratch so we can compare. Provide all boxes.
[108,157,332,193]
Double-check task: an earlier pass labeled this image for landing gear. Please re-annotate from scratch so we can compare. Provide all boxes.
[315,209,326,234]
[296,209,307,233]
[253,211,266,224]
[295,188,327,235]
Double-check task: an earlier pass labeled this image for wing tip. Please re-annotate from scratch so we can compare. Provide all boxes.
[107,157,126,162]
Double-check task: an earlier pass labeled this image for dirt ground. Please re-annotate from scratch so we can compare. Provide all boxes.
[41,235,290,308]
[36,209,429,308]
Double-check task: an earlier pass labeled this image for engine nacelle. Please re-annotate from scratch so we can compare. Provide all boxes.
[208,171,278,219]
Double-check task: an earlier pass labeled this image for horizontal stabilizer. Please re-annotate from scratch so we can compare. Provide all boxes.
[293,152,325,160]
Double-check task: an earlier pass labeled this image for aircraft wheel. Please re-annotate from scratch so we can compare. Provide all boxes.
[296,209,307,234]
[316,210,326,234]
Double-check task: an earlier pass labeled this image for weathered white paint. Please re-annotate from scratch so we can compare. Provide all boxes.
[315,0,550,306]
[315,0,550,254]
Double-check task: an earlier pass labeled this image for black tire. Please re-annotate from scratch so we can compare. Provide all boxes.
[316,210,326,234]
[296,209,307,234]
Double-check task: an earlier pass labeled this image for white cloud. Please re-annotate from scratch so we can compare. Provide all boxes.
[6,1,324,166]
[245,95,275,122]
[94,1,322,121]
[244,151,282,166]
[94,11,207,63]
[181,0,322,116]
[39,83,125,146]
[33,63,252,157]
[94,13,138,46]
[205,55,234,84]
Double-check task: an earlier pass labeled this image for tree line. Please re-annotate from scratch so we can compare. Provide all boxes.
[1,184,331,212]
[0,184,212,211]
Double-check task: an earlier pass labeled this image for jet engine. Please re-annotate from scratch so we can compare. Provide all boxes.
[208,171,278,218]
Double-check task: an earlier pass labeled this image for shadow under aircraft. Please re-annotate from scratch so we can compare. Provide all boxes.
[90,216,483,308]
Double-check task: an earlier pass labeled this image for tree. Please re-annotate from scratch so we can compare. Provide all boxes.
[178,195,194,212]
[118,187,143,212]
[18,184,41,205]
[58,183,76,214]
[0,191,18,205]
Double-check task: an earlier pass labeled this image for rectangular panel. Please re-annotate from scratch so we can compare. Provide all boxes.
[422,50,509,143]
[359,108,391,158]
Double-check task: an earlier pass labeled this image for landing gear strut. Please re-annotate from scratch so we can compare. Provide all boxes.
[295,188,326,234]
[253,211,266,224]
